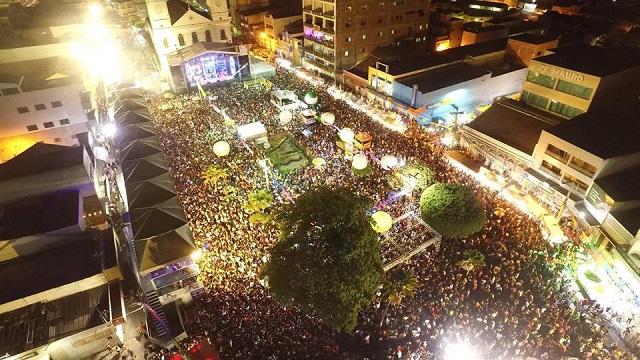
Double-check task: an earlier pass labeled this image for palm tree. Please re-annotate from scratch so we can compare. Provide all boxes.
[202,165,228,190]
[243,189,274,213]
[457,249,486,275]
[379,267,418,328]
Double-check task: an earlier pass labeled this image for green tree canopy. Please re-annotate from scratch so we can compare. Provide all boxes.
[262,186,383,331]
[419,182,486,238]
[389,158,436,191]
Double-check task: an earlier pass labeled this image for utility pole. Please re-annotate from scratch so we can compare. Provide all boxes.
[556,179,575,220]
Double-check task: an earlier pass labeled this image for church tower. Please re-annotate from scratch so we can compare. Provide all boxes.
[205,0,232,42]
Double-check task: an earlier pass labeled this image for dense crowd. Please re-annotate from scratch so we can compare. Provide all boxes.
[146,68,635,359]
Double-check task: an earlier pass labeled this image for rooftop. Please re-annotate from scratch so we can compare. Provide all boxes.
[167,0,211,24]
[610,206,640,237]
[594,166,640,202]
[466,98,563,155]
[509,33,560,45]
[377,38,508,76]
[0,142,84,181]
[545,110,640,159]
[535,43,640,77]
[0,230,111,304]
[268,7,302,19]
[238,5,270,16]
[0,56,83,92]
[0,190,80,240]
[397,62,491,94]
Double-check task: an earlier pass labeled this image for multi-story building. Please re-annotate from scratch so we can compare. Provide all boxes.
[346,38,531,121]
[0,141,124,360]
[504,33,559,66]
[261,9,303,52]
[520,43,640,119]
[528,110,640,205]
[0,56,88,162]
[302,0,431,78]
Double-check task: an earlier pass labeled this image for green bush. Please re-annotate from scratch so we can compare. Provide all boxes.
[419,183,486,238]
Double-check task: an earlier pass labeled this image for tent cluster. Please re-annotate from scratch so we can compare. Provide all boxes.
[113,89,197,276]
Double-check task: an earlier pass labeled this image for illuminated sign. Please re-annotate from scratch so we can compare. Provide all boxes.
[539,65,585,82]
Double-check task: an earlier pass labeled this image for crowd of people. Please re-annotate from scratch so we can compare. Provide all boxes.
[145,67,635,359]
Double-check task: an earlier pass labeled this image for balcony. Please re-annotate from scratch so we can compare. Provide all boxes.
[537,166,562,181]
[544,150,569,164]
[303,4,312,10]
[312,7,323,15]
[568,162,596,178]
[323,10,335,18]
[322,26,335,34]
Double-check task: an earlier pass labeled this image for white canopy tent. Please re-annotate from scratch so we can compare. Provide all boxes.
[237,122,268,142]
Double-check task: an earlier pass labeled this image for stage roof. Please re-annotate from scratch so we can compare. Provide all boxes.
[466,98,562,155]
[167,42,240,66]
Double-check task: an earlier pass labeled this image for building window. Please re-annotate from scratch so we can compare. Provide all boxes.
[346,6,352,11]
[569,156,597,177]
[548,100,584,118]
[34,103,46,111]
[346,22,351,28]
[178,34,185,46]
[361,48,365,52]
[362,34,366,40]
[205,30,212,42]
[362,4,367,10]
[43,121,55,128]
[526,70,556,88]
[17,106,29,113]
[59,118,71,125]
[541,160,562,176]
[555,80,593,100]
[2,87,20,95]
[26,124,38,131]
[51,101,63,108]
[545,144,569,163]
[360,20,366,26]
[220,29,227,40]
[521,90,549,109]
[391,29,395,34]
[344,50,349,56]
[192,32,198,44]
[378,31,383,37]
[346,37,352,42]
[163,37,169,48]
[379,2,385,7]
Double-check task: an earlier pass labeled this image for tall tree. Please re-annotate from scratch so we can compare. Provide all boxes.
[419,182,486,238]
[379,267,418,328]
[262,186,383,332]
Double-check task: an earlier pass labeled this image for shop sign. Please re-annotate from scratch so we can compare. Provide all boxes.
[539,65,585,82]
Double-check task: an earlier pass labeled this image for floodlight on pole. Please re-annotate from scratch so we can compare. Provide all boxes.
[101,122,117,138]
[444,342,480,360]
